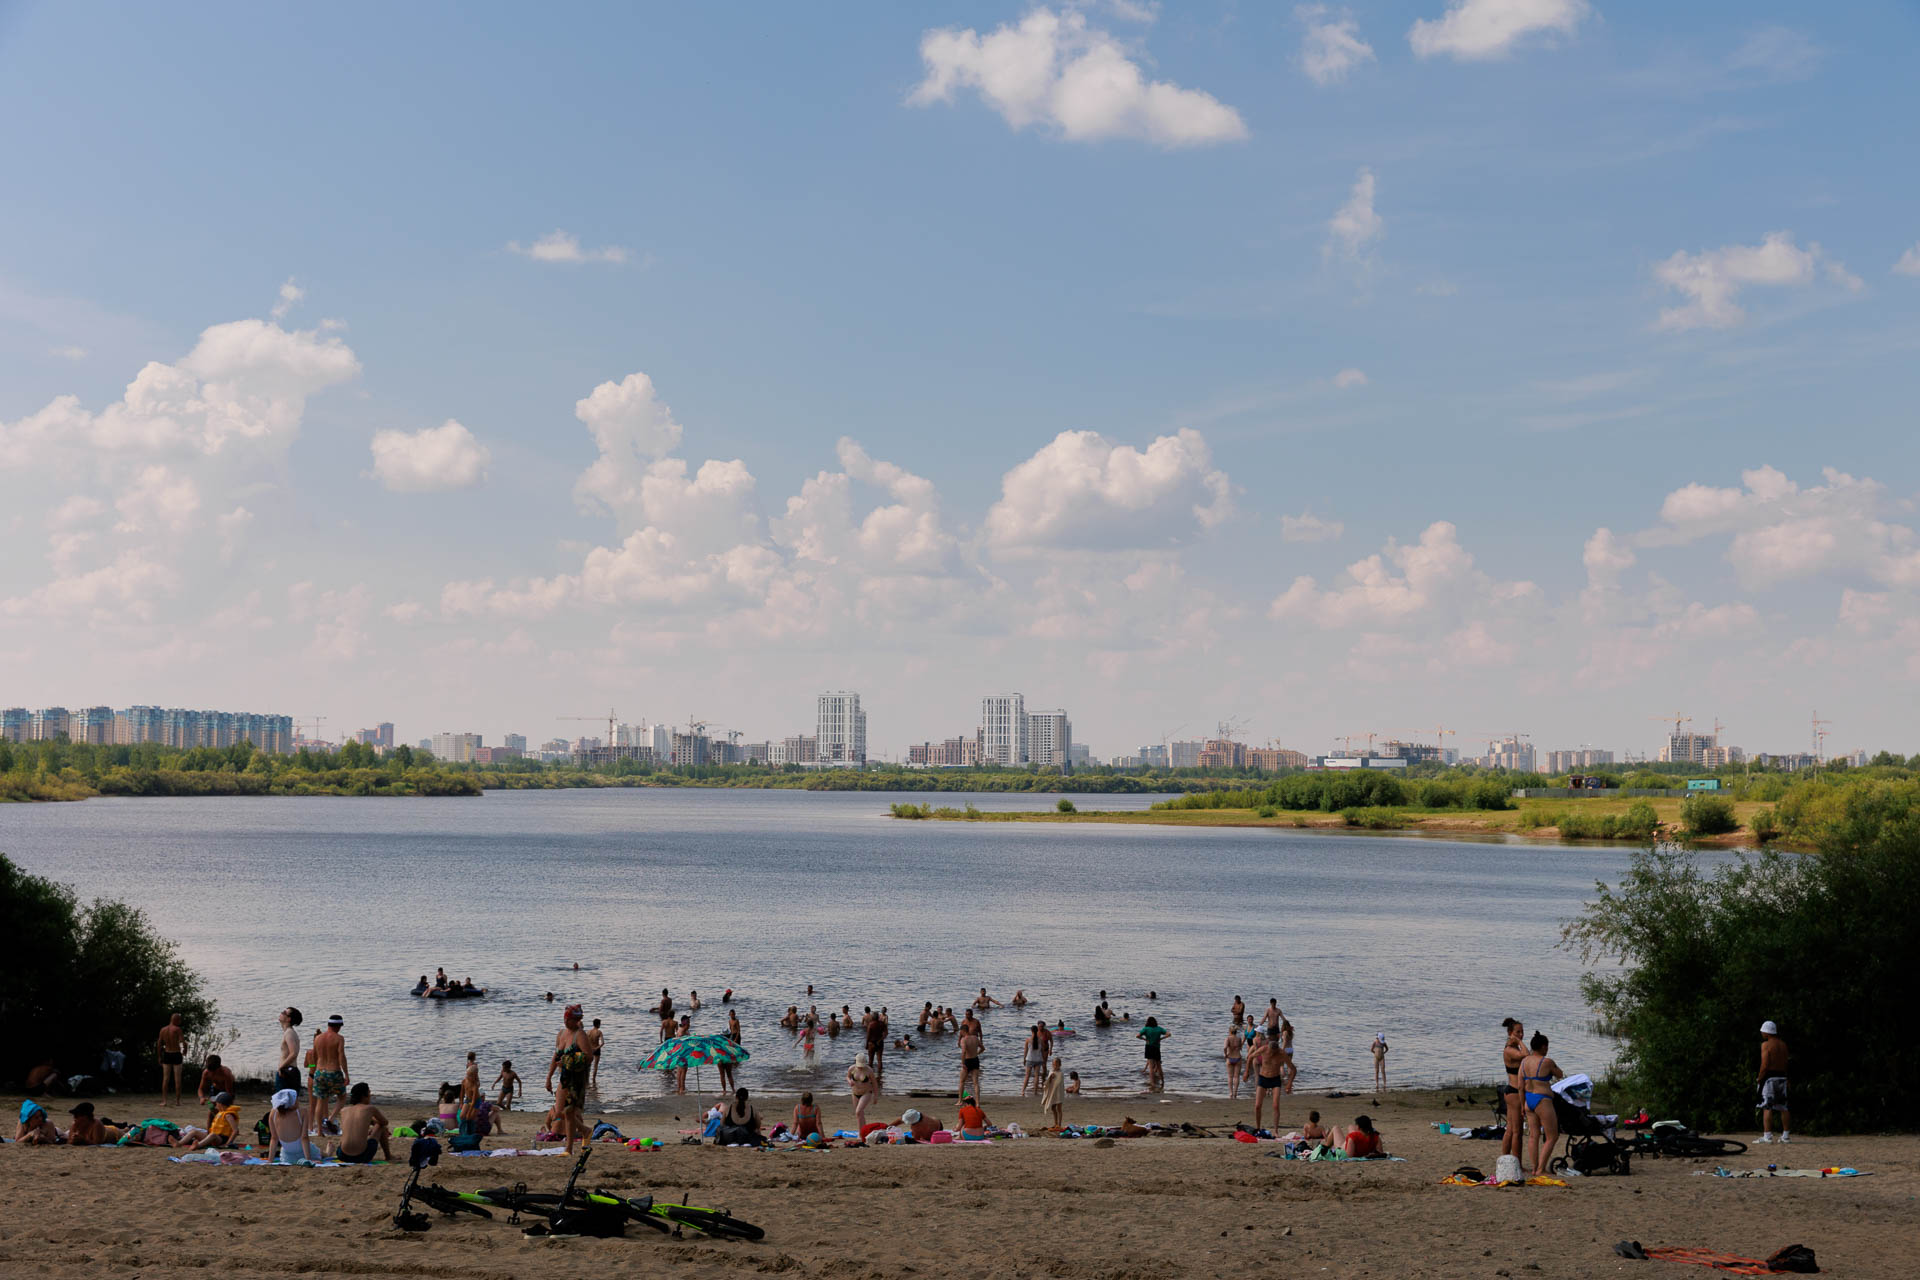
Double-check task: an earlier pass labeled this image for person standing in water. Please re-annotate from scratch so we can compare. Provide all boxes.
[1224,1019,1245,1099]
[1137,1017,1170,1091]
[1370,1033,1388,1089]
[586,1018,606,1085]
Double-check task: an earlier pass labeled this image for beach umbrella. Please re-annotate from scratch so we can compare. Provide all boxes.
[642,1034,750,1073]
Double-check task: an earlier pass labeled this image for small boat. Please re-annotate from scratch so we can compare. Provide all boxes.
[412,983,487,1000]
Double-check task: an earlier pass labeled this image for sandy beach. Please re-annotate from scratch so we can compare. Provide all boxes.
[6,1087,1914,1279]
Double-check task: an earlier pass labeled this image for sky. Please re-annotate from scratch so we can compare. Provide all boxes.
[2,0,1917,762]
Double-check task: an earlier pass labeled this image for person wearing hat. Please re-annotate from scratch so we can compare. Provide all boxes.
[311,1014,350,1137]
[15,1100,62,1145]
[65,1101,119,1145]
[266,1088,317,1163]
[176,1092,243,1150]
[1756,1021,1790,1144]
[900,1106,940,1142]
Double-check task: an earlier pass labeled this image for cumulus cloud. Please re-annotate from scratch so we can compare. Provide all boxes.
[573,372,687,517]
[1325,168,1382,260]
[1280,512,1344,543]
[369,420,492,492]
[1895,243,1920,278]
[1641,464,1920,590]
[507,230,631,264]
[1297,5,1375,85]
[984,428,1232,552]
[115,465,202,534]
[1409,0,1589,61]
[1,551,181,622]
[908,7,1248,147]
[1652,231,1856,331]
[1270,521,1476,626]
[1333,367,1368,388]
[774,439,957,574]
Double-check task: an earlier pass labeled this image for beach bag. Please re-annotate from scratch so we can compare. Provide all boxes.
[548,1203,625,1238]
[1765,1244,1818,1273]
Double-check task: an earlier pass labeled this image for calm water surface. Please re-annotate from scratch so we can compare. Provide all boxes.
[0,788,1634,1105]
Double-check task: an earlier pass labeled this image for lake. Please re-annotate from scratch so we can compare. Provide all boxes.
[0,787,1637,1106]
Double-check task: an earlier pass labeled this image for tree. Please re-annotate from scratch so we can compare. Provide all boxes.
[0,854,216,1088]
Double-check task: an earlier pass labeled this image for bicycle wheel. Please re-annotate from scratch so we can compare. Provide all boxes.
[417,1185,494,1218]
[590,1192,673,1233]
[1664,1136,1747,1158]
[654,1205,765,1242]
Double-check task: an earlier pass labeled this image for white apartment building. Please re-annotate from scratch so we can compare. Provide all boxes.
[431,731,483,763]
[1660,732,1718,765]
[1026,709,1072,768]
[1483,737,1537,772]
[1545,748,1615,772]
[816,691,868,767]
[980,693,1027,766]
[1169,740,1203,769]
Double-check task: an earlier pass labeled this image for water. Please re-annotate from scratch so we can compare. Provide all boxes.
[0,788,1636,1105]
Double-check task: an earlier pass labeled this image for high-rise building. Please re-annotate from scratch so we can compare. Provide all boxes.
[0,708,28,743]
[980,693,1027,766]
[1026,709,1072,768]
[1169,740,1203,769]
[1660,732,1717,764]
[503,733,527,754]
[1546,748,1615,773]
[72,706,115,744]
[1068,743,1092,768]
[355,722,396,750]
[1483,737,1537,771]
[770,735,818,767]
[670,731,710,767]
[1246,747,1310,770]
[30,707,71,741]
[1199,738,1246,769]
[816,691,868,767]
[431,732,483,763]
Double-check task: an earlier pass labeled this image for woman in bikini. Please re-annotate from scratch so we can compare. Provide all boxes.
[1223,1019,1245,1098]
[792,1091,824,1140]
[847,1051,877,1130]
[1500,1018,1526,1159]
[1518,1031,1564,1177]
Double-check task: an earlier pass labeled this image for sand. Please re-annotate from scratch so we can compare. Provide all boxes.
[4,1087,1916,1279]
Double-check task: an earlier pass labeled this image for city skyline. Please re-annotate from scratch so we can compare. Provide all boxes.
[2,5,1916,757]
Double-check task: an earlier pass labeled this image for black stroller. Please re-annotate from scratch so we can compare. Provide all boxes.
[1544,1074,1630,1176]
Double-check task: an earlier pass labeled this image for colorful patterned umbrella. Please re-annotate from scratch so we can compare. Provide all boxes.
[641,1034,749,1072]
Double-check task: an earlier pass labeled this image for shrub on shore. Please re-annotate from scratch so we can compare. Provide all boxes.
[1566,786,1920,1132]
[1680,793,1738,836]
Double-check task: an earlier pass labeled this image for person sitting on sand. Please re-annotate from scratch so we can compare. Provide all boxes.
[175,1093,243,1150]
[1300,1110,1331,1145]
[1342,1114,1386,1159]
[1116,1117,1148,1138]
[899,1108,941,1142]
[65,1101,117,1146]
[717,1087,763,1146]
[25,1058,61,1095]
[16,1101,62,1144]
[1066,1070,1081,1095]
[1041,1058,1065,1129]
[336,1082,391,1163]
[792,1092,824,1141]
[956,1094,990,1140]
[265,1089,317,1164]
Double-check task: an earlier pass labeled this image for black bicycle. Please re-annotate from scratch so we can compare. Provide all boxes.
[1623,1124,1747,1159]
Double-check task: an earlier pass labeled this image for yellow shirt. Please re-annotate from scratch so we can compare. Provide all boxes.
[209,1105,242,1139]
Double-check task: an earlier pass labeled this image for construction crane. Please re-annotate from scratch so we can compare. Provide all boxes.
[1215,716,1250,743]
[294,716,327,743]
[1810,710,1831,763]
[558,708,619,745]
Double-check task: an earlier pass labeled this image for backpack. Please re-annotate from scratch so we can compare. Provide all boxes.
[546,1203,625,1238]
[1765,1244,1818,1274]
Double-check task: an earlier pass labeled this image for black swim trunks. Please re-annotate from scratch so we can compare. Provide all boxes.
[338,1141,378,1164]
[963,1056,981,1071]
[1257,1073,1283,1089]
[159,1051,183,1066]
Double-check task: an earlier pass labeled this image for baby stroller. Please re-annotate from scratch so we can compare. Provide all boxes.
[1545,1074,1630,1176]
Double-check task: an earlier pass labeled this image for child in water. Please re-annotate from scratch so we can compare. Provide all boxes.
[492,1060,520,1132]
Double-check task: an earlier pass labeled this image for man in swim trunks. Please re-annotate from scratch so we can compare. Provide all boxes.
[865,1007,887,1081]
[1252,1032,1287,1131]
[546,1004,593,1154]
[335,1082,390,1163]
[958,1023,984,1099]
[156,1014,185,1105]
[587,1018,605,1085]
[276,1007,304,1094]
[1756,1020,1790,1144]
[311,1015,350,1136]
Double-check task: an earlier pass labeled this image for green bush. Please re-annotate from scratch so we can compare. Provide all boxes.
[1748,807,1780,843]
[1565,792,1920,1132]
[0,854,216,1088]
[1681,793,1738,836]
[1056,797,1076,814]
[1256,805,1278,818]
[1545,801,1660,841]
[889,802,932,819]
[1340,806,1409,829]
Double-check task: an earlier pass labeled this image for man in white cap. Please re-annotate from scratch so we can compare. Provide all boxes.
[311,1014,350,1138]
[1756,1020,1789,1144]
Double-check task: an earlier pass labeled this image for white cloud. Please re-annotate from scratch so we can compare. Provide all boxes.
[1325,168,1382,260]
[369,419,491,493]
[908,7,1247,147]
[1,552,180,622]
[1894,243,1920,278]
[216,506,254,563]
[287,582,372,662]
[114,465,201,534]
[1409,0,1589,61]
[1270,521,1478,626]
[1642,464,1920,590]
[985,428,1232,552]
[1297,5,1375,85]
[1727,26,1821,83]
[573,372,686,518]
[271,278,304,320]
[385,601,429,625]
[507,230,631,264]
[774,439,958,574]
[1333,367,1368,388]
[1652,231,1856,331]
[1280,512,1344,543]
[49,345,87,361]
[441,575,576,620]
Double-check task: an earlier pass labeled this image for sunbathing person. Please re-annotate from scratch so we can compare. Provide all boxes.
[336,1082,392,1163]
[175,1093,243,1150]
[899,1108,941,1142]
[265,1089,318,1164]
[16,1101,62,1144]
[65,1102,118,1146]
[1342,1114,1387,1158]
[1300,1110,1331,1145]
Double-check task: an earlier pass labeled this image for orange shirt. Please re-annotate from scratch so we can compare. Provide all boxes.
[1344,1128,1383,1158]
[957,1104,987,1132]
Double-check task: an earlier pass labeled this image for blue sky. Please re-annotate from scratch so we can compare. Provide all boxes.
[3,0,1917,760]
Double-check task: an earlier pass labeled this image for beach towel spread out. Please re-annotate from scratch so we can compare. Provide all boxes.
[1642,1246,1801,1275]
[449,1146,572,1157]
[168,1152,346,1167]
[1704,1165,1868,1178]
[1441,1174,1569,1188]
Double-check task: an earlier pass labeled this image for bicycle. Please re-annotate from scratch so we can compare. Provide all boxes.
[1622,1123,1747,1160]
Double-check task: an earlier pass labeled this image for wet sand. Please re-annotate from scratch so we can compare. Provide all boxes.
[5,1086,1914,1279]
